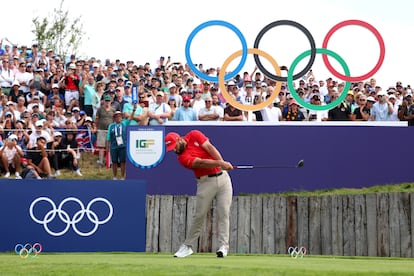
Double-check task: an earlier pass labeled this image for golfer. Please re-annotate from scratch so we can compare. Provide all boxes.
[164,130,233,258]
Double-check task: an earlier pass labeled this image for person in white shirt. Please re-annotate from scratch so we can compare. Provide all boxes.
[261,95,282,122]
[14,62,33,94]
[0,59,15,95]
[0,134,24,178]
[148,91,171,125]
[198,97,221,121]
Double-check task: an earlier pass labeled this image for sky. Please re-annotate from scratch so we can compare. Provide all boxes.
[2,0,413,88]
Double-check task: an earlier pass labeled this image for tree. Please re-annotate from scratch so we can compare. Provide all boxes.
[31,0,87,58]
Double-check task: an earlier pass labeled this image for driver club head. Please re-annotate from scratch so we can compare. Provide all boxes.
[297,160,304,168]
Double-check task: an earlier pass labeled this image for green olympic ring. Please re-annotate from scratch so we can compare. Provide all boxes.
[287,48,351,111]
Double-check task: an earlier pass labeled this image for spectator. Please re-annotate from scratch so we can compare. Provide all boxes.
[0,59,14,95]
[252,95,264,121]
[20,157,42,179]
[138,99,150,125]
[191,89,205,116]
[283,100,306,121]
[14,62,32,94]
[167,97,177,120]
[114,86,127,112]
[83,116,97,147]
[261,95,282,122]
[26,85,46,106]
[28,120,51,149]
[63,63,80,107]
[198,96,220,121]
[371,91,393,121]
[0,134,24,178]
[398,94,414,125]
[223,103,243,121]
[8,81,23,104]
[46,83,65,109]
[174,96,197,121]
[106,111,126,180]
[95,94,116,166]
[328,92,351,121]
[308,94,328,122]
[48,131,82,177]
[148,91,171,125]
[26,136,55,179]
[14,96,27,118]
[122,101,143,126]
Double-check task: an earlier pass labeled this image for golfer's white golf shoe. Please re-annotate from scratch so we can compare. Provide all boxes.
[174,244,193,258]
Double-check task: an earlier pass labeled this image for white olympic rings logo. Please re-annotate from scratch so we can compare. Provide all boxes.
[29,197,113,237]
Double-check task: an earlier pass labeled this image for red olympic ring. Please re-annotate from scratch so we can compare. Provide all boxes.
[322,20,385,82]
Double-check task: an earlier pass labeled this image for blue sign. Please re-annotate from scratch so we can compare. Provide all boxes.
[131,85,138,104]
[0,180,146,252]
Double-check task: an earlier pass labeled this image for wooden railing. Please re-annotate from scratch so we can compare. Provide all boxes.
[146,193,414,257]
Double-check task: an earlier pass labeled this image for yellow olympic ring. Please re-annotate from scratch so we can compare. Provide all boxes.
[218,48,282,112]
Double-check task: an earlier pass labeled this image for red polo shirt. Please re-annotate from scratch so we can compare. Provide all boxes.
[177,130,221,178]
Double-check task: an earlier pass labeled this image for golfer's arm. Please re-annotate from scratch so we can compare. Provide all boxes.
[192,158,224,169]
[201,140,223,161]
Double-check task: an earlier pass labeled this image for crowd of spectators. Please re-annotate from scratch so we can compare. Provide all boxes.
[0,39,413,177]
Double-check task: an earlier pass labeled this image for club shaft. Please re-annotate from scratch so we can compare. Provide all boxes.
[234,165,296,169]
[234,160,304,169]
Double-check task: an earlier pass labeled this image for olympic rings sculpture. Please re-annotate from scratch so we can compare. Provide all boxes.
[288,246,307,259]
[29,197,113,237]
[15,243,42,259]
[185,19,385,111]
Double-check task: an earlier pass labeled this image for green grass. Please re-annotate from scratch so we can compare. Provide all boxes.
[1,253,414,275]
[56,152,113,180]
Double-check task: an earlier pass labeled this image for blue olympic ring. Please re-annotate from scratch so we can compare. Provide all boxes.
[185,20,248,83]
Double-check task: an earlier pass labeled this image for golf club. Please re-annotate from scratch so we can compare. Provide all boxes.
[233,159,304,169]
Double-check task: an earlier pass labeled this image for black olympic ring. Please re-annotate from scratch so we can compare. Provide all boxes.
[253,20,316,82]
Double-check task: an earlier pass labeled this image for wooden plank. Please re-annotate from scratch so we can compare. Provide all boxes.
[275,196,287,254]
[158,195,173,253]
[389,193,401,257]
[186,196,198,252]
[171,196,188,253]
[229,197,238,254]
[296,197,309,252]
[211,199,219,252]
[411,193,414,258]
[399,192,411,258]
[237,196,251,254]
[286,196,297,249]
[250,196,263,253]
[365,193,377,257]
[262,196,275,254]
[331,195,343,256]
[145,195,160,252]
[377,193,390,257]
[354,194,367,256]
[198,201,213,253]
[342,195,355,256]
[309,196,321,255]
[320,196,332,255]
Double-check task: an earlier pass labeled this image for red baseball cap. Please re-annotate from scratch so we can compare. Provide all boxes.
[183,96,191,102]
[165,132,180,152]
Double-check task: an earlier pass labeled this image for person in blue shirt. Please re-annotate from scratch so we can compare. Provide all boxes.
[106,111,127,180]
[173,96,197,121]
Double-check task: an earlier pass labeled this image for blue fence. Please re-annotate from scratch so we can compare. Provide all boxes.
[126,123,413,195]
[0,180,146,252]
